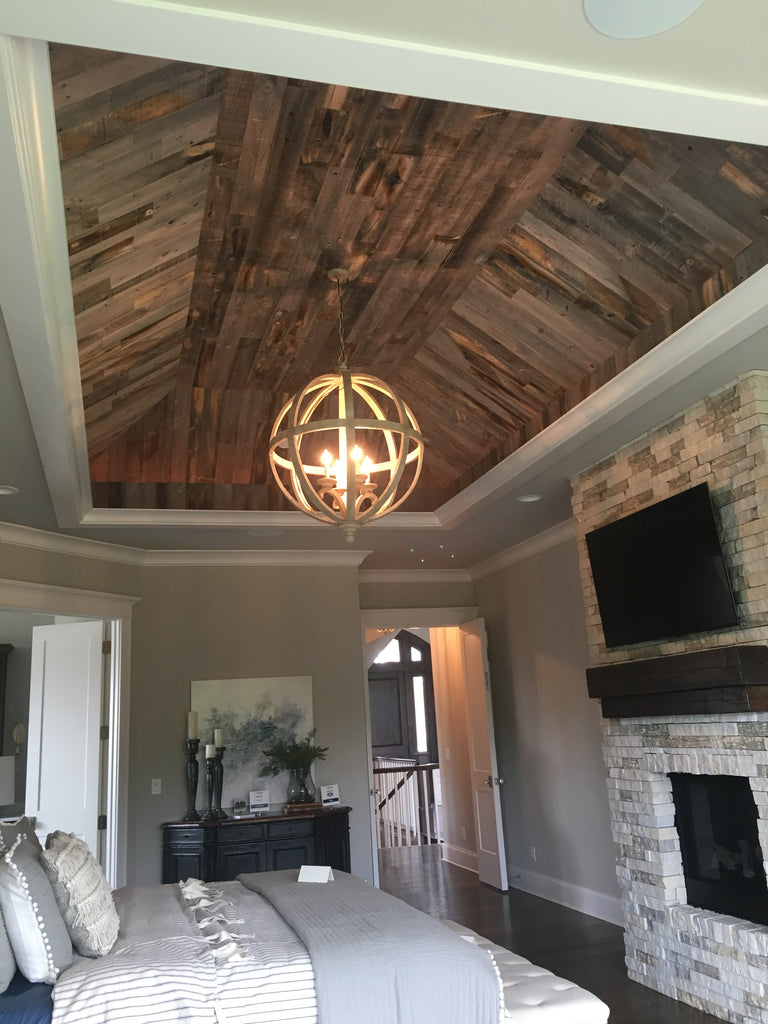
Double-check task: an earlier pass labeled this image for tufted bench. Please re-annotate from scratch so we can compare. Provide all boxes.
[442,920,610,1023]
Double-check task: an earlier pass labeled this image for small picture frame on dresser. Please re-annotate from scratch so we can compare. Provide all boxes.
[320,784,340,807]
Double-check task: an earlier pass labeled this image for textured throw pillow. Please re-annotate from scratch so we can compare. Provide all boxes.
[0,836,72,983]
[41,831,119,958]
[0,907,16,994]
[0,818,41,854]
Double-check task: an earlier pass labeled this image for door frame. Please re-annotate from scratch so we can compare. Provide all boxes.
[360,606,478,886]
[0,578,137,887]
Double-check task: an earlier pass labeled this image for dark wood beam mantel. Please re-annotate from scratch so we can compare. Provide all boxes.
[586,644,768,718]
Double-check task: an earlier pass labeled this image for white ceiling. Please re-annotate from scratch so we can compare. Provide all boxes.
[1,0,768,572]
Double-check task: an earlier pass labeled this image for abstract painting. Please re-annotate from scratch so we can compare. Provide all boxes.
[190,676,313,811]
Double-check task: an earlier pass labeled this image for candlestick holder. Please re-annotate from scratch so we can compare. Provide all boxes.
[183,738,201,821]
[202,756,218,821]
[213,746,227,819]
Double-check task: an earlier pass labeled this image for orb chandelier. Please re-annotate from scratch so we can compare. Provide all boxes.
[268,269,425,542]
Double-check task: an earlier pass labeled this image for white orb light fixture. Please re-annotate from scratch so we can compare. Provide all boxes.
[269,270,424,542]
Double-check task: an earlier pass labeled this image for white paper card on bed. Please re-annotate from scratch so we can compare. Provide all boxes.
[298,864,334,883]
[249,789,269,813]
[320,783,340,806]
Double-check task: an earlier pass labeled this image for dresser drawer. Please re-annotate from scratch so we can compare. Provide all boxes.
[218,823,266,844]
[267,819,313,839]
[166,827,205,845]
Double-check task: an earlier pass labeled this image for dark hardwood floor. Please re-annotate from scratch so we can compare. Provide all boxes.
[378,847,724,1024]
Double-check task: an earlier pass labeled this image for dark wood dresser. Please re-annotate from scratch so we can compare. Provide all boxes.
[161,806,351,883]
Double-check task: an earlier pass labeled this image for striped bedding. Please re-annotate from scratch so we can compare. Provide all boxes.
[51,881,317,1024]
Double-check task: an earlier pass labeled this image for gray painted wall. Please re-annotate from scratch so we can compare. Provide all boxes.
[0,534,622,918]
[474,535,621,916]
[128,563,372,885]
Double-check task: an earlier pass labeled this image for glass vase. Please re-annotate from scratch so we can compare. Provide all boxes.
[300,768,316,802]
[286,768,311,804]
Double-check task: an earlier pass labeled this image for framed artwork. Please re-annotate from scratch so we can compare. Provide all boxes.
[190,676,313,810]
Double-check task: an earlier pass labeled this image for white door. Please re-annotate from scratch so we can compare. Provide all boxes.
[461,618,508,891]
[26,621,104,855]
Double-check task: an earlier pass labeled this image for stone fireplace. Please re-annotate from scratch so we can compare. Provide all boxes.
[571,371,768,1023]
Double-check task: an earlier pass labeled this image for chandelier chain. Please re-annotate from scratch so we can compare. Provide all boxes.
[336,277,348,370]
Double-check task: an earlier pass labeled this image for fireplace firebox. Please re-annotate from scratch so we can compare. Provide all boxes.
[670,772,768,926]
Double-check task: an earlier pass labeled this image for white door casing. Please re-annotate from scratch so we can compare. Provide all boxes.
[26,621,104,856]
[461,617,508,891]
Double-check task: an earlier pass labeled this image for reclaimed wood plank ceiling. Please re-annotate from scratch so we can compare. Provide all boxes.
[50,44,768,514]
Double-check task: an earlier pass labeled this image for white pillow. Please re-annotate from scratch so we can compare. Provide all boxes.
[41,831,119,957]
[0,835,73,983]
[0,908,16,994]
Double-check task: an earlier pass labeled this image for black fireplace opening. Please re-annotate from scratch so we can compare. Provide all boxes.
[670,772,768,926]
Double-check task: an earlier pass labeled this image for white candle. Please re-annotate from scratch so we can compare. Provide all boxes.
[205,744,216,758]
[187,711,198,740]
[214,728,223,746]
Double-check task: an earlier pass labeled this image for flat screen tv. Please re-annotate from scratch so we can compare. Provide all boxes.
[585,483,739,648]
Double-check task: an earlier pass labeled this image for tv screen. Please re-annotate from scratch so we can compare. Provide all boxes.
[585,483,739,648]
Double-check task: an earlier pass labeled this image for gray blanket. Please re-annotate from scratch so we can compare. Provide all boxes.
[238,869,502,1024]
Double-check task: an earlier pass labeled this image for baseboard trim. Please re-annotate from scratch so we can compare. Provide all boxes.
[507,864,623,926]
[442,844,478,874]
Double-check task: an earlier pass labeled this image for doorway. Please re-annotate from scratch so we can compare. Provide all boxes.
[362,609,508,892]
[0,578,135,887]
[368,629,442,853]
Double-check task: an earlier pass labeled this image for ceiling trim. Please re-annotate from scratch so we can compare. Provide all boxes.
[0,577,139,618]
[0,521,144,564]
[470,520,577,580]
[359,570,472,585]
[360,606,478,628]
[80,508,441,530]
[143,549,371,568]
[0,36,92,528]
[3,2,768,142]
[0,521,372,568]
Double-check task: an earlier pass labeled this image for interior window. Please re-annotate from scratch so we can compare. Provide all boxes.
[374,637,401,664]
[413,676,427,753]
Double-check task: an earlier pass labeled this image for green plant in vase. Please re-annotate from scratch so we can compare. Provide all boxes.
[262,728,328,805]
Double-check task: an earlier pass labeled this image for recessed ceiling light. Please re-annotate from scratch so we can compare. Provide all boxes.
[0,485,19,496]
[517,493,542,503]
[584,0,704,38]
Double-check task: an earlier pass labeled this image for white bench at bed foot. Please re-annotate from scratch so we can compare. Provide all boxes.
[441,920,611,1024]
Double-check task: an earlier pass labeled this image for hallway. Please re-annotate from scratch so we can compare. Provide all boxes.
[379,848,723,1024]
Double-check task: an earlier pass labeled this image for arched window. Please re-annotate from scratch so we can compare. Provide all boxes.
[368,630,437,763]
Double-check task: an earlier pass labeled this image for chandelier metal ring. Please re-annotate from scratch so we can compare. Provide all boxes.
[268,272,425,541]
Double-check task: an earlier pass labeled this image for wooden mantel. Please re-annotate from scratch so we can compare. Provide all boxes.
[586,645,768,718]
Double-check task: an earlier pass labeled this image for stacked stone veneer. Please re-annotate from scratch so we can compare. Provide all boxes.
[571,372,768,1024]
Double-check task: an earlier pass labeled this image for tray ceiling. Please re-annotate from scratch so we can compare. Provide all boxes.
[51,44,768,517]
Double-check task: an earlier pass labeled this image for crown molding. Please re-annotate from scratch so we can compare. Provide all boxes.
[79,507,440,530]
[142,549,371,567]
[360,606,478,628]
[0,521,371,568]
[470,519,577,579]
[358,569,472,585]
[0,577,139,618]
[0,521,143,563]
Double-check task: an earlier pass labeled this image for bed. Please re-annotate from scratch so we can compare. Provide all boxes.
[0,820,610,1024]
